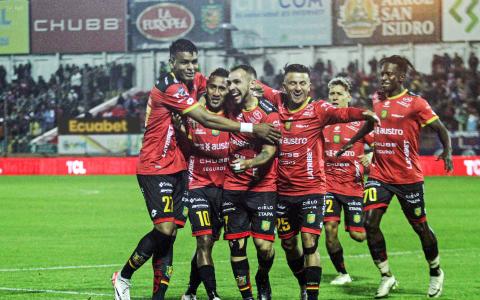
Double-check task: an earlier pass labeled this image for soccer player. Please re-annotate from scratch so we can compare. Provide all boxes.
[180,68,231,300]
[260,64,379,300]
[338,55,453,298]
[111,39,281,300]
[221,65,279,300]
[323,77,374,285]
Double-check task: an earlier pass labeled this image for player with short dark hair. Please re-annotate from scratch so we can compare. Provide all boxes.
[111,39,281,300]
[180,68,231,300]
[322,77,374,285]
[261,64,379,300]
[222,64,279,300]
[338,55,453,298]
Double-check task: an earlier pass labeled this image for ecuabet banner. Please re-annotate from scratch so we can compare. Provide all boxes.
[333,0,441,45]
[0,0,29,54]
[129,0,225,50]
[231,0,332,48]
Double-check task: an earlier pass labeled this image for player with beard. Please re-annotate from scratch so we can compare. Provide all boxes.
[221,65,279,300]
[260,64,379,300]
[111,40,280,300]
[337,55,453,298]
[180,68,231,300]
[322,77,374,285]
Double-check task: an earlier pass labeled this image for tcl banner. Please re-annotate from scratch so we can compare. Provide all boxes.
[1,156,479,176]
[30,0,127,54]
[333,0,441,45]
[129,0,225,50]
[0,157,137,175]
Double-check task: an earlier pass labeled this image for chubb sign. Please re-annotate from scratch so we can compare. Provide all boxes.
[136,3,194,41]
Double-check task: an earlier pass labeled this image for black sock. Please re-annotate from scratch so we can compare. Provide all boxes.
[198,265,218,299]
[152,236,176,300]
[121,230,172,279]
[287,255,305,286]
[231,259,252,299]
[304,266,321,300]
[367,238,388,262]
[328,248,347,274]
[185,252,201,295]
[256,252,274,281]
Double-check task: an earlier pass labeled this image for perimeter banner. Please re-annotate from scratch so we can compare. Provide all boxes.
[333,0,441,45]
[30,0,127,54]
[231,0,332,48]
[129,0,225,50]
[442,0,480,41]
[0,0,29,54]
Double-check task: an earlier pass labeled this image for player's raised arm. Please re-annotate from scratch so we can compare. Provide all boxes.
[184,105,281,144]
[336,120,376,157]
[427,119,453,172]
[230,144,276,173]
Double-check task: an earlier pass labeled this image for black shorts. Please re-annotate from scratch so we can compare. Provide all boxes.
[364,178,427,224]
[324,193,364,232]
[137,171,188,226]
[186,186,224,240]
[222,190,277,241]
[276,194,325,240]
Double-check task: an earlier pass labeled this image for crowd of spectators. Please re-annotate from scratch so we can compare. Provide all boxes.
[261,52,480,133]
[0,62,135,153]
[1,51,479,154]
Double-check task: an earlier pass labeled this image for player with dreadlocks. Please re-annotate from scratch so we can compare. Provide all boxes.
[338,55,453,298]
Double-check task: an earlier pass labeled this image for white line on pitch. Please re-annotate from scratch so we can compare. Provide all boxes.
[0,287,111,297]
[0,247,474,273]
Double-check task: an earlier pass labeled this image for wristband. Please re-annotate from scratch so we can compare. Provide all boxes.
[240,122,253,133]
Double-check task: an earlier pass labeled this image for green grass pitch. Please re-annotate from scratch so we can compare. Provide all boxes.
[0,176,479,299]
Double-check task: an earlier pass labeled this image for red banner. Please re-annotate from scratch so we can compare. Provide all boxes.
[30,0,127,54]
[0,156,479,176]
[0,157,137,175]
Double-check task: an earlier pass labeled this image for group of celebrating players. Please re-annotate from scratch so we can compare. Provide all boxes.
[111,39,453,300]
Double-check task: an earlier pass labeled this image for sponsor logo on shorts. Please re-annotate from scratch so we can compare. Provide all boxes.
[307,213,316,224]
[151,209,157,218]
[414,207,422,217]
[353,214,361,224]
[261,220,271,231]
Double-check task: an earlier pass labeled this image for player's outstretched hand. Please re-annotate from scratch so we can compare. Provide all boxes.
[362,110,381,125]
[253,123,281,144]
[358,152,374,167]
[436,150,454,173]
[230,158,252,173]
[336,143,353,158]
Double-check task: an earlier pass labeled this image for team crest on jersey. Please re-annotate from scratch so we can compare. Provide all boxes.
[284,121,292,131]
[333,134,341,144]
[253,110,263,120]
[353,214,361,224]
[414,207,422,217]
[211,129,220,136]
[338,0,380,38]
[307,213,316,224]
[261,220,271,231]
[381,110,388,119]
